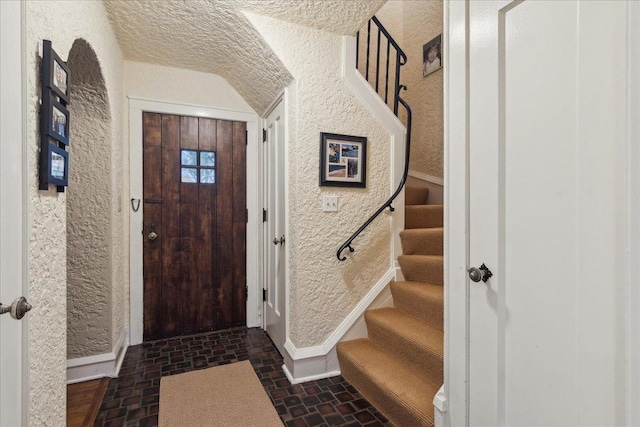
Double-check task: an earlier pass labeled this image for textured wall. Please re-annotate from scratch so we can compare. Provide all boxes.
[104,0,383,114]
[246,13,393,347]
[375,1,404,45]
[66,40,113,359]
[124,61,255,113]
[402,0,444,178]
[26,1,124,424]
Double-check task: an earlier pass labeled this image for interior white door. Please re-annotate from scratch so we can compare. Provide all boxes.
[467,1,627,425]
[0,1,26,425]
[264,100,286,355]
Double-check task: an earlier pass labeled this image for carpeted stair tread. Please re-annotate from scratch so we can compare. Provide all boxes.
[391,281,443,330]
[405,183,430,205]
[337,338,439,427]
[365,308,443,383]
[400,227,443,255]
[397,255,443,284]
[405,205,443,229]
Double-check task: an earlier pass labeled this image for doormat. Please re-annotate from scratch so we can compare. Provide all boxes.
[159,360,283,427]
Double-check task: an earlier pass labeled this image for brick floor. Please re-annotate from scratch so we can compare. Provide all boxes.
[93,327,390,427]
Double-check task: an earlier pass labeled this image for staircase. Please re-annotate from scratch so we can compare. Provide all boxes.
[337,183,444,426]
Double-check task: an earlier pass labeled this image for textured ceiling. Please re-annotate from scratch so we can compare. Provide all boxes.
[103,0,385,114]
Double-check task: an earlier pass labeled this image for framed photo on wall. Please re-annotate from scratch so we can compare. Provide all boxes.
[319,132,367,188]
[42,39,70,103]
[39,142,69,188]
[41,91,70,146]
[423,34,443,76]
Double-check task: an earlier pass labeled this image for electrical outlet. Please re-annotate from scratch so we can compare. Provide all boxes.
[322,195,338,212]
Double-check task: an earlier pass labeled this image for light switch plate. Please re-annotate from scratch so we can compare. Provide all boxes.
[323,195,338,212]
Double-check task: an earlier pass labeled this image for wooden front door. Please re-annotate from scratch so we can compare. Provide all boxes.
[142,112,246,341]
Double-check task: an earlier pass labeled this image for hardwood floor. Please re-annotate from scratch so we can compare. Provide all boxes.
[67,378,110,427]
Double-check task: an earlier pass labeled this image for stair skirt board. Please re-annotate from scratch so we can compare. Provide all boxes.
[282,268,395,383]
[67,329,129,384]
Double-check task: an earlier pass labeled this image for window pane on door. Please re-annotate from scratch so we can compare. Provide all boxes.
[181,167,198,183]
[200,168,215,184]
[181,150,197,166]
[201,151,215,167]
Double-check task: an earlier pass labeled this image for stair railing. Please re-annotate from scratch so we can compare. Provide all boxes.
[337,87,412,261]
[357,16,407,115]
[337,17,412,261]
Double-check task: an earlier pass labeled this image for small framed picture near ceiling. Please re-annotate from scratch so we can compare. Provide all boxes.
[319,132,367,188]
[42,39,70,103]
[423,34,442,77]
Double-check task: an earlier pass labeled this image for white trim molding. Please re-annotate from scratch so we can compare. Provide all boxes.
[408,170,444,187]
[443,0,466,425]
[626,3,640,425]
[433,385,449,427]
[283,268,395,383]
[66,329,129,384]
[128,98,260,345]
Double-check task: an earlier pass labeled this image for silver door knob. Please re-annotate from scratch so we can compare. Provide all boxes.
[0,297,32,320]
[468,263,493,283]
[279,236,285,245]
[148,231,158,241]
[273,238,279,245]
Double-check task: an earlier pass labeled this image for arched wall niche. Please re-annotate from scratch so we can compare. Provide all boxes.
[66,38,113,358]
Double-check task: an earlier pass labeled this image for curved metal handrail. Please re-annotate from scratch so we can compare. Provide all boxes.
[337,86,412,261]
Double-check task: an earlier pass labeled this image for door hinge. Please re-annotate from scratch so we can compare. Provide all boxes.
[262,208,267,222]
[263,289,267,302]
[262,129,267,142]
[246,284,248,301]
[246,208,249,223]
[246,130,248,145]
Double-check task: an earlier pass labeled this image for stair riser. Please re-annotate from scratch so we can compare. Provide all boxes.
[366,319,443,385]
[400,231,444,256]
[405,206,443,229]
[398,257,443,284]
[391,286,443,331]
[406,185,430,205]
[338,353,434,427]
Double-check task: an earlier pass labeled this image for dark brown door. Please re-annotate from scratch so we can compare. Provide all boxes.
[142,113,246,341]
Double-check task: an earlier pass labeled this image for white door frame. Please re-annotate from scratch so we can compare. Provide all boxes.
[626,3,640,424]
[0,0,28,424]
[128,98,260,345]
[444,1,640,425]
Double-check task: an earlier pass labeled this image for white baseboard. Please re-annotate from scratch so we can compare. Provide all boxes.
[66,328,129,384]
[433,385,448,427]
[283,268,395,383]
[408,170,444,187]
[282,344,341,384]
[282,363,341,385]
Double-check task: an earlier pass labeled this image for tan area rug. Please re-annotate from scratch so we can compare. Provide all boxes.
[159,361,283,427]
